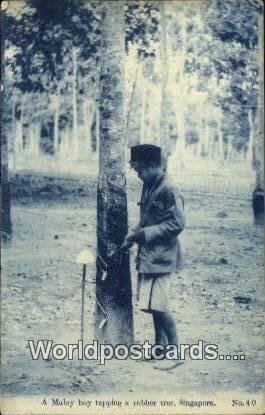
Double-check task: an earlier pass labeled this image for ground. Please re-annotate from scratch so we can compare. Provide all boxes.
[1,164,264,399]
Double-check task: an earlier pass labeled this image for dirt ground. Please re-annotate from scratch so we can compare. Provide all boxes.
[1,169,264,398]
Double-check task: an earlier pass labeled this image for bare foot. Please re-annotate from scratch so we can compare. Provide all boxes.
[154,359,184,371]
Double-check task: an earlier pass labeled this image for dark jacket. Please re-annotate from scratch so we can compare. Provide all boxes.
[136,172,185,273]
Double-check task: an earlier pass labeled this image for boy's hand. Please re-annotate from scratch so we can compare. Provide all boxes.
[121,231,136,249]
[121,229,145,249]
[133,229,145,243]
[121,232,134,249]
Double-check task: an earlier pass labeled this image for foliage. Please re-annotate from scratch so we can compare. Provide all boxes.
[6,0,101,94]
[125,1,159,57]
[203,0,261,148]
[3,0,263,163]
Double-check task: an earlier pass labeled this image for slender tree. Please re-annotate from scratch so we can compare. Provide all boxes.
[95,1,134,345]
[1,3,12,240]
[176,11,187,152]
[159,0,170,156]
[252,7,264,225]
[6,0,101,161]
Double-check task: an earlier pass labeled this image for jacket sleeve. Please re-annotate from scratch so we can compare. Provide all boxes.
[143,188,185,244]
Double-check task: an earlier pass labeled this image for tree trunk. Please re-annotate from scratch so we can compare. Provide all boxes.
[16,98,24,157]
[91,103,99,155]
[11,98,16,171]
[159,0,170,156]
[140,74,146,143]
[196,98,205,157]
[95,105,99,153]
[32,122,40,158]
[226,136,234,162]
[84,99,92,155]
[146,92,153,142]
[0,8,12,240]
[204,121,210,157]
[125,61,139,141]
[252,9,264,225]
[170,12,186,168]
[62,126,71,158]
[53,94,60,155]
[217,116,224,162]
[207,126,214,160]
[175,105,186,157]
[246,108,254,167]
[95,1,134,345]
[72,48,78,159]
[196,131,202,157]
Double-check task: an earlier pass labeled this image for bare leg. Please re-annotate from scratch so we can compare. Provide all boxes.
[145,311,168,361]
[156,311,178,346]
[152,312,168,345]
[153,311,182,370]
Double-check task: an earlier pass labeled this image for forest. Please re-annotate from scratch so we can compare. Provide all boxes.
[2,0,263,172]
[1,0,264,403]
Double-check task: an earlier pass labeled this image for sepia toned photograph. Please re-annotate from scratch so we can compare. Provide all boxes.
[1,0,264,414]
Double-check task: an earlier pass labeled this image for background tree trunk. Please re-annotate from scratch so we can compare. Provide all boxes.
[254,11,264,186]
[125,61,139,142]
[16,98,24,157]
[52,94,60,155]
[252,9,264,225]
[217,116,224,162]
[11,98,16,171]
[72,48,78,159]
[95,0,134,345]
[84,99,92,155]
[204,121,210,157]
[159,0,170,155]
[246,108,254,167]
[146,91,153,142]
[32,122,40,158]
[196,98,205,157]
[1,7,12,240]
[95,105,99,154]
[140,73,146,143]
[91,104,100,155]
[170,12,187,168]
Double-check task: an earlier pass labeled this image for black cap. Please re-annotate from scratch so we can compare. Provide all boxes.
[130,144,162,165]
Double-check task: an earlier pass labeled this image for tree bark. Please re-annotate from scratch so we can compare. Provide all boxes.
[125,61,139,141]
[1,7,12,240]
[175,105,186,157]
[252,9,264,225]
[52,94,60,155]
[72,48,78,159]
[246,108,254,167]
[159,0,170,155]
[204,121,210,157]
[91,103,100,155]
[95,105,99,153]
[140,71,146,143]
[95,1,134,345]
[11,98,16,171]
[32,122,40,158]
[196,98,205,157]
[226,136,234,162]
[253,12,264,184]
[170,12,186,168]
[217,116,224,162]
[84,99,92,155]
[15,98,24,157]
[146,91,153,142]
[63,126,71,158]
[208,127,215,160]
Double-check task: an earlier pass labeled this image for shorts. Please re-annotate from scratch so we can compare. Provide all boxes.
[136,272,172,313]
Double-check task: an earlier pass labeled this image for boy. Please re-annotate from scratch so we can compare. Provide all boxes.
[123,144,185,369]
